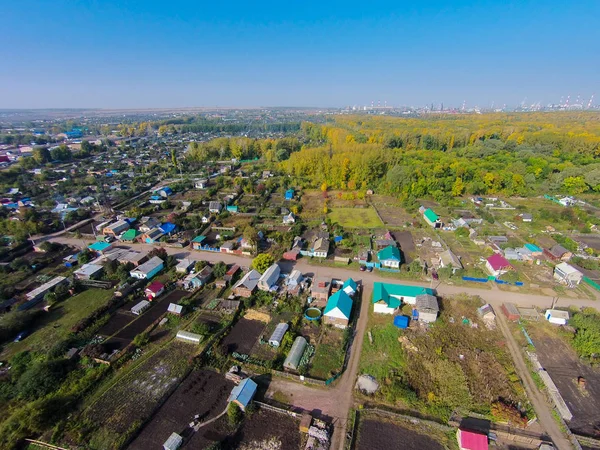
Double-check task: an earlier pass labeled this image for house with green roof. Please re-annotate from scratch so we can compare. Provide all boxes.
[120,228,140,242]
[342,278,358,296]
[323,290,353,328]
[423,208,441,228]
[372,282,435,314]
[191,235,206,250]
[377,245,402,269]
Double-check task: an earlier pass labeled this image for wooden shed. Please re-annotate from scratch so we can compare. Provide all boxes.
[501,302,520,321]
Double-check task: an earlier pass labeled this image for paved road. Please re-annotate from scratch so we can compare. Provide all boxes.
[496,308,574,450]
[50,236,595,449]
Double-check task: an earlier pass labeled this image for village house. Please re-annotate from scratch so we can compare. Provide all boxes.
[372,282,435,314]
[73,263,104,281]
[524,243,543,256]
[182,266,213,290]
[342,278,357,296]
[553,262,583,287]
[283,212,296,225]
[485,254,512,277]
[145,281,165,299]
[103,219,130,237]
[175,258,196,273]
[422,208,442,228]
[228,378,257,412]
[191,235,206,249]
[258,264,280,291]
[377,245,402,269]
[120,228,140,243]
[224,264,240,282]
[544,244,573,262]
[232,269,261,297]
[209,201,222,213]
[142,228,165,244]
[194,179,208,189]
[310,277,331,307]
[88,241,113,255]
[438,249,463,273]
[130,256,164,280]
[323,290,353,328]
[139,216,161,233]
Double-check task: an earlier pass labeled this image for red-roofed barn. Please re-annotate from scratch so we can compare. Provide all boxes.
[457,428,488,450]
[485,254,512,277]
[145,281,165,300]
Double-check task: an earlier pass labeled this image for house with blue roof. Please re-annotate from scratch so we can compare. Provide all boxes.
[524,243,543,256]
[323,290,353,328]
[372,282,435,314]
[342,278,358,296]
[159,222,177,235]
[377,245,402,269]
[228,378,257,412]
[285,189,294,200]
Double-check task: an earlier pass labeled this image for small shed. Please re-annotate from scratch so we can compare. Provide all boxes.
[393,315,409,329]
[477,304,496,323]
[167,303,183,315]
[131,300,151,315]
[283,336,308,371]
[163,432,183,450]
[501,302,520,321]
[299,413,312,433]
[228,377,257,411]
[414,294,439,323]
[176,330,202,344]
[268,323,289,347]
[545,309,569,325]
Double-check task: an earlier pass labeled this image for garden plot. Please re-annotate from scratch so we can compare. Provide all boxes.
[128,369,234,450]
[528,326,600,437]
[355,411,448,450]
[328,207,382,229]
[221,317,267,355]
[371,195,414,227]
[309,326,346,380]
[359,295,528,422]
[85,341,197,449]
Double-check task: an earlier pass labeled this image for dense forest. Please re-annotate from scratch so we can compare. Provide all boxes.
[279,113,600,201]
[183,113,600,202]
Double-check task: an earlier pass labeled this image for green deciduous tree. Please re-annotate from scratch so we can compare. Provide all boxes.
[251,253,274,274]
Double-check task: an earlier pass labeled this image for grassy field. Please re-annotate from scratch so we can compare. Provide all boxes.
[328,207,382,229]
[2,288,114,358]
[309,327,346,380]
[359,295,528,421]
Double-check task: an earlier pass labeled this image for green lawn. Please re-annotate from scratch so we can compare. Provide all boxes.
[328,207,382,229]
[2,288,114,358]
[359,314,406,381]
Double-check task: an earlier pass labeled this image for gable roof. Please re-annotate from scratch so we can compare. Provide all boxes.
[487,254,511,270]
[159,222,177,234]
[323,290,353,319]
[524,243,542,252]
[343,278,357,291]
[458,429,488,450]
[415,294,439,312]
[89,241,111,252]
[145,281,164,293]
[424,208,439,223]
[550,244,570,257]
[233,269,261,291]
[121,229,140,241]
[372,282,434,308]
[377,245,401,262]
[228,378,257,408]
[192,235,206,243]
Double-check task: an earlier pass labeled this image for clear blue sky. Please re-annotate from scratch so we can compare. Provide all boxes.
[1,0,598,108]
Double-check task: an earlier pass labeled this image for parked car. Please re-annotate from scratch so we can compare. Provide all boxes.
[359,266,366,272]
[367,266,373,272]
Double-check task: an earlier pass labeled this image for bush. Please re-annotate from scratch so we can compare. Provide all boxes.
[133,332,150,348]
[227,401,243,426]
[251,253,275,274]
[17,359,71,400]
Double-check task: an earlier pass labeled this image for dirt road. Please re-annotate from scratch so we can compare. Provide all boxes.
[496,311,574,450]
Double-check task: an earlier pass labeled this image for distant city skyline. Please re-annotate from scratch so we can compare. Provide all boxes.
[1,0,598,109]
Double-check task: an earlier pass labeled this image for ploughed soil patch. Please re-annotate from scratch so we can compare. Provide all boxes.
[221,318,266,354]
[129,369,234,450]
[356,417,445,450]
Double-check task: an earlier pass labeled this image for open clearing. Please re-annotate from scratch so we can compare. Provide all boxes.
[354,411,447,450]
[129,369,234,450]
[528,325,600,437]
[309,326,346,380]
[2,288,114,358]
[328,207,382,229]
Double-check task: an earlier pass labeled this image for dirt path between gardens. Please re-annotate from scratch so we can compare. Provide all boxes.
[266,285,373,450]
[496,311,574,450]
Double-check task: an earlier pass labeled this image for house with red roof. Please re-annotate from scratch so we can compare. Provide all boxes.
[145,281,165,300]
[485,254,512,277]
[457,428,488,450]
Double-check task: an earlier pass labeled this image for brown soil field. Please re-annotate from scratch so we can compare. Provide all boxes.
[221,318,266,354]
[355,417,445,450]
[128,369,234,450]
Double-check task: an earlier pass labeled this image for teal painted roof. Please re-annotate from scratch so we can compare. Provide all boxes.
[89,241,111,252]
[377,245,401,262]
[525,243,542,252]
[192,235,206,243]
[227,205,238,212]
[424,208,439,223]
[323,290,353,319]
[372,282,434,308]
[343,278,357,290]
